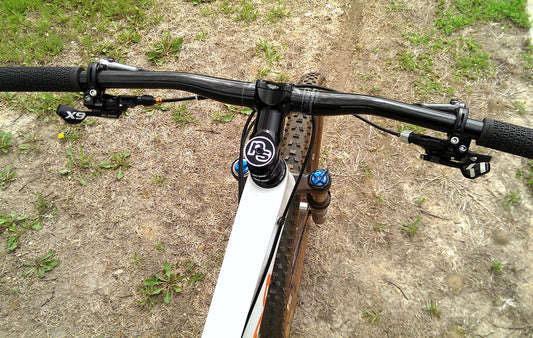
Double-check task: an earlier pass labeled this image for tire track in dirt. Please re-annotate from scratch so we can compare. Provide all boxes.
[319,1,363,91]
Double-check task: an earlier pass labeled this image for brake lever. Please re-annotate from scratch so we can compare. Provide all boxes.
[97,58,146,71]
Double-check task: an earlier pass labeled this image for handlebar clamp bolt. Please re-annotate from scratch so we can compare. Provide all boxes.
[89,89,98,97]
[450,136,460,145]
[459,145,467,153]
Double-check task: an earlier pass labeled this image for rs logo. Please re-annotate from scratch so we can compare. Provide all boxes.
[65,110,86,120]
[246,139,273,163]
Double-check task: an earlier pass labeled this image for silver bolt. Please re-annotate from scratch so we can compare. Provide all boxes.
[84,95,92,102]
[459,145,467,153]
[89,89,98,97]
[450,136,460,145]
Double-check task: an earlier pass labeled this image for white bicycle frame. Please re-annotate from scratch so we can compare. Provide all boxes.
[202,166,295,338]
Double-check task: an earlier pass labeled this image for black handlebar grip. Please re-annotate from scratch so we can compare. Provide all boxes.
[0,67,83,92]
[477,118,533,159]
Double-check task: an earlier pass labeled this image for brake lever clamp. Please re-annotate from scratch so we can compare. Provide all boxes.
[402,100,491,179]
[57,61,156,124]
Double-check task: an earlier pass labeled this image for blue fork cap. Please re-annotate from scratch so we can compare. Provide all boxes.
[234,159,249,174]
[310,169,330,188]
[232,159,249,180]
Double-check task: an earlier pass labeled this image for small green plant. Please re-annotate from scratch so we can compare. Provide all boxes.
[59,146,95,185]
[153,242,166,252]
[0,278,20,295]
[275,72,290,82]
[184,262,206,286]
[152,174,168,186]
[234,0,258,23]
[0,211,42,251]
[387,0,411,11]
[255,39,282,66]
[0,131,12,153]
[359,162,372,177]
[515,101,526,115]
[172,103,197,127]
[211,104,253,123]
[502,191,521,209]
[99,150,132,180]
[362,309,380,324]
[257,67,271,79]
[23,250,60,278]
[211,110,235,123]
[18,132,39,153]
[522,38,533,71]
[57,147,92,185]
[139,261,206,309]
[427,300,441,318]
[401,216,422,237]
[238,105,254,115]
[118,28,141,46]
[96,41,125,61]
[195,30,208,41]
[414,197,427,205]
[66,146,94,170]
[131,252,144,268]
[139,263,183,309]
[147,33,183,65]
[490,261,503,274]
[267,1,290,23]
[0,167,17,190]
[34,191,57,216]
[373,222,387,232]
[218,0,234,15]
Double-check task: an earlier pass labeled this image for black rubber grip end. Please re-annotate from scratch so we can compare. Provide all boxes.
[477,118,533,159]
[0,67,84,92]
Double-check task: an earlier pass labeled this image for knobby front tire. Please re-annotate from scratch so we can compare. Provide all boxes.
[260,73,326,337]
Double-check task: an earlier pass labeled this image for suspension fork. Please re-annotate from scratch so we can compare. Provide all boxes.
[294,169,332,224]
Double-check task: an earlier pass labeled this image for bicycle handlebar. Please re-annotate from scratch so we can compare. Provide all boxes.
[1,66,532,159]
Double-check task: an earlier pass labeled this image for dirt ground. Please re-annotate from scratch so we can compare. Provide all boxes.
[1,0,532,337]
